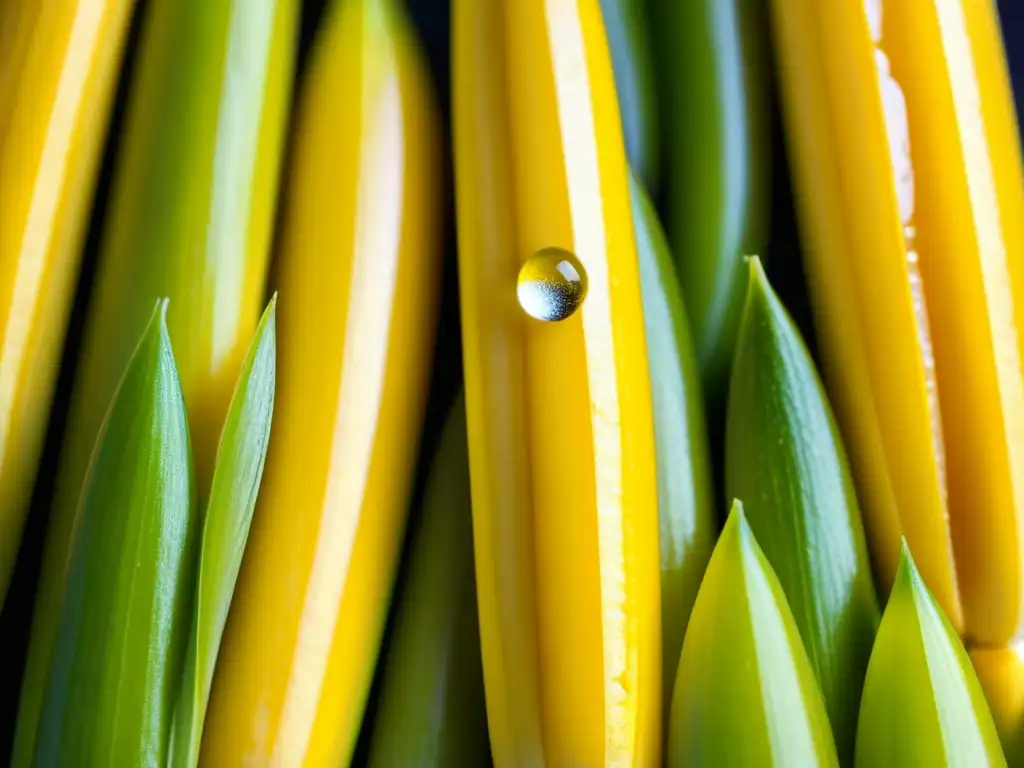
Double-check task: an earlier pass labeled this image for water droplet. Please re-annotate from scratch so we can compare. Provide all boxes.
[517,247,588,322]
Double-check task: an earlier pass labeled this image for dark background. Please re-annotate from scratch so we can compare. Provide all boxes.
[1,0,1022,760]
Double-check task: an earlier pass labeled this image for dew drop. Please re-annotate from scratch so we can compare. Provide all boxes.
[516,247,588,322]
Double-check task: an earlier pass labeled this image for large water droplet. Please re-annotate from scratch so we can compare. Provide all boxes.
[517,247,588,322]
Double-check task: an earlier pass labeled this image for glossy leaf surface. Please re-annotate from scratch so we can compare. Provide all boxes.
[34,301,196,767]
[630,170,715,716]
[170,297,278,768]
[669,501,839,768]
[726,256,879,760]
[856,545,1005,767]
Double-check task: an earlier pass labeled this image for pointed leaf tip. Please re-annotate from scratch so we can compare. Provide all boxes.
[668,495,839,767]
[744,254,768,294]
[34,303,194,766]
[856,539,1004,766]
[136,297,170,349]
[128,298,176,392]
[720,499,751,554]
[169,303,277,768]
[251,295,278,357]
[740,254,779,329]
[893,539,918,592]
[727,252,878,760]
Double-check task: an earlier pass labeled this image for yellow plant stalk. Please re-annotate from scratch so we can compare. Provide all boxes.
[12,1,297,765]
[769,0,1024,640]
[453,0,662,765]
[768,0,953,625]
[199,1,441,765]
[882,0,1024,646]
[0,0,135,608]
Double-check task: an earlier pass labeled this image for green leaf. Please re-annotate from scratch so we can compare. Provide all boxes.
[169,296,277,768]
[725,256,879,760]
[669,500,839,768]
[34,300,197,767]
[366,394,489,767]
[600,0,659,190]
[647,0,771,404]
[856,544,1006,767]
[629,170,715,718]
[12,3,296,761]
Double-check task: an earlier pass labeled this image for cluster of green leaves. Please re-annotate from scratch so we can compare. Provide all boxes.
[618,55,998,743]
[32,297,277,767]
[659,253,1005,767]
[610,0,1008,761]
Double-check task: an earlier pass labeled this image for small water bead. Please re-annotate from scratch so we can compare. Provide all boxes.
[516,247,588,322]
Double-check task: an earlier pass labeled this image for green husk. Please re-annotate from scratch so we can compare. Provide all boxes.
[600,0,659,190]
[647,0,771,404]
[366,395,489,767]
[169,297,277,768]
[725,256,879,760]
[629,170,715,717]
[856,544,1006,767]
[668,501,838,768]
[33,301,196,766]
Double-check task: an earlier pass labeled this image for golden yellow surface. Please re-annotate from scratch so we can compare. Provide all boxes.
[773,0,1024,645]
[200,1,441,764]
[452,1,544,763]
[768,0,960,627]
[971,644,1024,763]
[454,0,662,764]
[885,0,1024,646]
[0,0,134,607]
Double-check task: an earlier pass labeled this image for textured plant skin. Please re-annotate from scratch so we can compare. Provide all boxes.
[33,301,196,767]
[726,256,879,760]
[366,396,489,768]
[630,170,715,721]
[668,501,839,768]
[856,544,1005,767]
